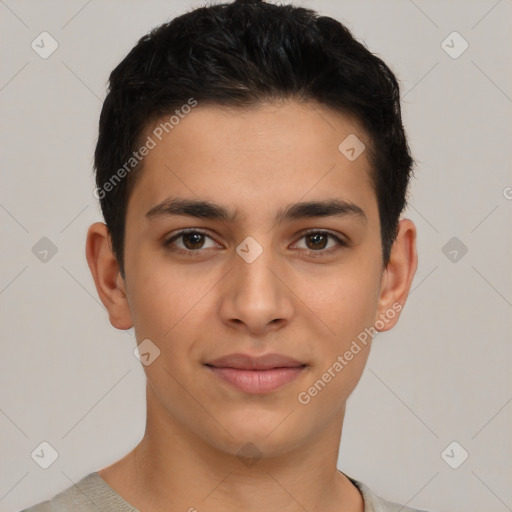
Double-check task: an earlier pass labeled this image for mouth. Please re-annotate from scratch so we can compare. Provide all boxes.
[204,353,307,394]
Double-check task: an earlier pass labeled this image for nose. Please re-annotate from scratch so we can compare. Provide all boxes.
[218,245,295,336]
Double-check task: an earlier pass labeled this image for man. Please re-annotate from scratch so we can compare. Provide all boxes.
[22,0,430,510]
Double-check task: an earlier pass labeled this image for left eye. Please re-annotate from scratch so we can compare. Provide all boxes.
[293,231,346,252]
[163,230,346,255]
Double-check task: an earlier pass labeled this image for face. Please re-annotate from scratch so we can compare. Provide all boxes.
[93,100,412,458]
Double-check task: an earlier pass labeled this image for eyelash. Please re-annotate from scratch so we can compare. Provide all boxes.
[163,228,347,257]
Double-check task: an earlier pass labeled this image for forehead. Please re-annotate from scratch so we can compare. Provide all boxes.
[127,101,377,226]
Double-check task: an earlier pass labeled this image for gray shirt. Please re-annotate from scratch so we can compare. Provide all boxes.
[20,471,431,512]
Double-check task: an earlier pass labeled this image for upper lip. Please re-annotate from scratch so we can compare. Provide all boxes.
[205,353,306,370]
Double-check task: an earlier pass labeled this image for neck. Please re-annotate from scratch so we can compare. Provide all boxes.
[98,384,364,512]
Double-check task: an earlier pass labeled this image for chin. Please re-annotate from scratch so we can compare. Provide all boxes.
[207,413,309,457]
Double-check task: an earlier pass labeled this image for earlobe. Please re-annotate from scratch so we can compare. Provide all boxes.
[375,218,418,332]
[85,222,133,330]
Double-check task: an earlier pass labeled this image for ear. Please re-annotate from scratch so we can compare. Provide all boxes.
[85,222,133,330]
[374,218,418,332]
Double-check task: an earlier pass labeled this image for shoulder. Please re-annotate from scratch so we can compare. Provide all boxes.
[19,501,54,512]
[18,472,132,512]
[348,475,436,512]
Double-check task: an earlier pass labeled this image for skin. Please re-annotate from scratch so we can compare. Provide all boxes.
[86,100,417,512]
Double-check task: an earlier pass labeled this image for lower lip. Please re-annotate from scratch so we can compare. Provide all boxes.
[206,366,306,394]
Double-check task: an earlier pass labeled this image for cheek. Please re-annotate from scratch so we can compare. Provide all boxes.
[297,276,377,412]
[298,265,381,347]
[126,258,219,350]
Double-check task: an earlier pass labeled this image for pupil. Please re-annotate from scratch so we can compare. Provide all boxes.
[184,233,204,250]
[307,233,326,250]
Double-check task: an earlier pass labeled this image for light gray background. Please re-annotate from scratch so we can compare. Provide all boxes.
[1,1,511,511]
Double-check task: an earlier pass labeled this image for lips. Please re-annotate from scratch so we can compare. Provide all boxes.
[205,352,305,371]
[204,353,307,394]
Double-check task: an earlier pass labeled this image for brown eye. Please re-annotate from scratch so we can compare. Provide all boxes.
[164,229,220,254]
[180,232,206,250]
[294,230,346,254]
[305,232,329,250]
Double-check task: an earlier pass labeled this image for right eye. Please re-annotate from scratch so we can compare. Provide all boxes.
[163,229,223,255]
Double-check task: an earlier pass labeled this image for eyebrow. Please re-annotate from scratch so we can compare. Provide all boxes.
[145,197,367,224]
